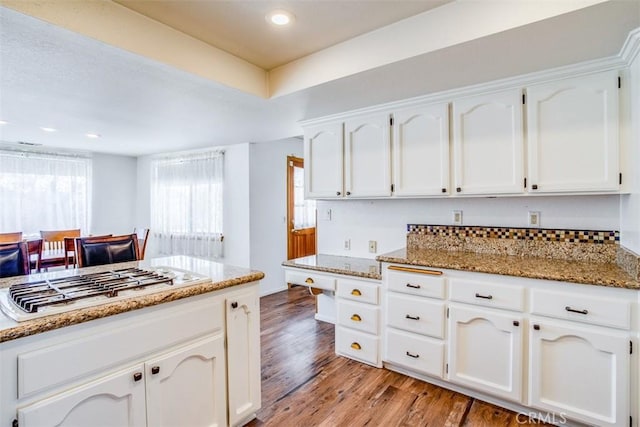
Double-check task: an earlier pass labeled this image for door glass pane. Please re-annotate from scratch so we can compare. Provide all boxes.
[293,166,316,229]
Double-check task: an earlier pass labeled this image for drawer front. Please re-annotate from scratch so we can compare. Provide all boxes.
[385,328,444,378]
[285,270,336,291]
[449,278,524,312]
[386,266,446,299]
[336,279,379,305]
[336,327,380,367]
[337,300,380,334]
[386,293,445,338]
[530,288,631,330]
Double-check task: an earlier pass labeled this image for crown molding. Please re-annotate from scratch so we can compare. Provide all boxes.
[620,27,640,65]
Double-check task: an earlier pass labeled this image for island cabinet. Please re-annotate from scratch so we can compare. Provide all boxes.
[451,88,525,195]
[391,103,450,196]
[526,69,620,193]
[381,263,637,427]
[2,283,261,427]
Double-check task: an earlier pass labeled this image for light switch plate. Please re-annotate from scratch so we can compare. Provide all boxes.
[452,210,463,225]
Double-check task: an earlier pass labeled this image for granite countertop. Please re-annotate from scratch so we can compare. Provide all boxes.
[0,256,265,343]
[282,254,381,280]
[377,248,640,290]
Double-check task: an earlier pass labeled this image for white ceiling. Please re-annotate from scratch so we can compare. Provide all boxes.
[113,0,451,70]
[0,1,638,157]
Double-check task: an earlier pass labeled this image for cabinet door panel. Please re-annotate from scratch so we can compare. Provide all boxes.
[452,89,524,195]
[529,320,629,427]
[448,305,523,402]
[344,114,391,197]
[145,335,227,427]
[304,123,344,198]
[393,104,449,196]
[527,71,619,192]
[18,365,146,427]
[227,291,261,426]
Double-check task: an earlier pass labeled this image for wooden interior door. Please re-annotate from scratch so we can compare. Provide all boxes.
[287,156,316,260]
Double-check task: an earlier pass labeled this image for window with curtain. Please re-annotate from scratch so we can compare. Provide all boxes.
[0,149,92,237]
[151,150,224,258]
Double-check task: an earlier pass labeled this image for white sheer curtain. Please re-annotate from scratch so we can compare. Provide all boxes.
[0,149,92,237]
[293,165,316,229]
[151,150,224,258]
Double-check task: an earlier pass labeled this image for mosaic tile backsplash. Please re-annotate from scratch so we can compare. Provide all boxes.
[406,224,620,263]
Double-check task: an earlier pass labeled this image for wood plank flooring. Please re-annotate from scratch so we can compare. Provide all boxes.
[248,286,549,427]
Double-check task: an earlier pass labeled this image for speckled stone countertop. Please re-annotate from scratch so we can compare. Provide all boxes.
[0,256,264,343]
[282,254,381,280]
[377,248,640,290]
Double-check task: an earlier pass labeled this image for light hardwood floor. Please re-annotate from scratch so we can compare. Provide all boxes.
[248,286,550,427]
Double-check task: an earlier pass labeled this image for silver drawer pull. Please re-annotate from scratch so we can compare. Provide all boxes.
[565,306,588,315]
[406,283,421,289]
[406,351,420,359]
[475,293,493,300]
[405,314,420,321]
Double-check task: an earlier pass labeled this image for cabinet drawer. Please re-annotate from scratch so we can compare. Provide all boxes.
[336,279,379,305]
[385,328,444,378]
[386,266,446,299]
[530,288,631,330]
[285,270,336,291]
[449,278,524,312]
[336,327,380,367]
[337,300,380,334]
[387,293,445,338]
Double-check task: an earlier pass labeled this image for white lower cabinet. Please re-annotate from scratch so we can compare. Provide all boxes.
[447,304,523,403]
[529,318,630,427]
[335,277,381,367]
[18,364,147,427]
[381,263,636,427]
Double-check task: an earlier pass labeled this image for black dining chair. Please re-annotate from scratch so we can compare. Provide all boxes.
[75,234,140,268]
[0,242,30,277]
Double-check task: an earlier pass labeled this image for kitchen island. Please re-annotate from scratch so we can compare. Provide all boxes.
[0,256,264,427]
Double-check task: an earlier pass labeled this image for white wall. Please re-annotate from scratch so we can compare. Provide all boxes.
[249,139,303,296]
[91,153,137,235]
[620,49,640,254]
[223,143,251,268]
[317,195,621,259]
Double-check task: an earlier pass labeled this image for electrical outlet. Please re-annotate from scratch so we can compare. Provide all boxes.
[368,240,377,253]
[528,211,541,227]
[344,239,351,251]
[452,210,463,225]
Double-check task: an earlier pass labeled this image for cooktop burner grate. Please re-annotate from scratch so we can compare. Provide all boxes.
[8,268,174,313]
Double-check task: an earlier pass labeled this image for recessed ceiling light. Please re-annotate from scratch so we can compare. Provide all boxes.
[0,120,8,125]
[40,127,57,132]
[85,133,101,139]
[266,9,294,26]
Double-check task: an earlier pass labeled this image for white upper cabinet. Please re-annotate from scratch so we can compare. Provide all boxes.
[344,113,392,198]
[452,89,525,195]
[392,103,450,196]
[304,122,344,198]
[526,71,620,193]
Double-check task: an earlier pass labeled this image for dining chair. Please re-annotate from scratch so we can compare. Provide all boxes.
[75,234,140,268]
[0,231,23,243]
[0,242,30,277]
[40,229,81,251]
[134,227,150,260]
[27,238,43,273]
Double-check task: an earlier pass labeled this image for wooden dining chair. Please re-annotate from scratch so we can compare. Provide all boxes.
[27,238,43,273]
[0,231,23,243]
[75,234,140,268]
[134,227,150,260]
[0,242,30,277]
[40,229,81,251]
